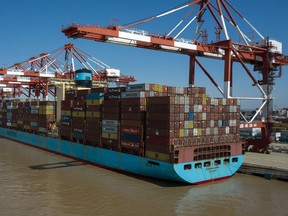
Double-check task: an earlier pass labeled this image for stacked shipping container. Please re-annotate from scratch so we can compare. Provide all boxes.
[0,100,56,134]
[61,91,74,140]
[6,101,18,128]
[0,82,243,165]
[38,101,56,134]
[30,101,39,133]
[101,87,124,151]
[0,101,7,127]
[85,90,104,146]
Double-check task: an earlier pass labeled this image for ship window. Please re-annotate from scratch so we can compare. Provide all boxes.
[195,163,202,169]
[184,164,192,170]
[204,161,211,167]
[148,161,160,166]
[214,160,221,166]
[224,158,230,164]
[232,157,238,163]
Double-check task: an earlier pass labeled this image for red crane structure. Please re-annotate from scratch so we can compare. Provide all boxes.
[0,43,136,100]
[62,0,288,152]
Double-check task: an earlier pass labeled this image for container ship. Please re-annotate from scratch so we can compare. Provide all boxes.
[0,70,244,184]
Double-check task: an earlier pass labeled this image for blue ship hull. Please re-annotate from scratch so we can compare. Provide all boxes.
[0,127,244,184]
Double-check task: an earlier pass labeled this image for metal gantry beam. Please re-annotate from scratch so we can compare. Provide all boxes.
[61,0,288,148]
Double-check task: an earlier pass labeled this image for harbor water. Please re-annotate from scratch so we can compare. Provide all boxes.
[0,138,287,216]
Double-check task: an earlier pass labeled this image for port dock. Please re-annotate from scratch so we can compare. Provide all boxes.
[238,151,288,181]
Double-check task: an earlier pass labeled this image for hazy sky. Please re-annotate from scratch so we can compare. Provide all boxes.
[0,0,287,109]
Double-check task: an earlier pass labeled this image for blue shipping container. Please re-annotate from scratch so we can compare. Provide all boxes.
[121,134,141,142]
[86,93,104,100]
[188,112,194,120]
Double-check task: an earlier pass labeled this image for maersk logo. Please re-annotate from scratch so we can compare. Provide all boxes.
[7,130,17,137]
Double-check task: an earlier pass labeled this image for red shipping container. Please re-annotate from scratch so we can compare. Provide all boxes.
[147,120,180,130]
[146,128,179,138]
[101,138,119,147]
[86,116,101,123]
[145,142,174,153]
[103,98,121,106]
[90,87,107,93]
[102,106,121,114]
[121,112,145,121]
[121,98,146,106]
[86,131,101,139]
[146,135,177,145]
[121,119,142,127]
[121,105,146,112]
[121,126,141,135]
[102,113,120,120]
[86,122,101,132]
[86,105,102,112]
[107,87,126,93]
[121,141,140,150]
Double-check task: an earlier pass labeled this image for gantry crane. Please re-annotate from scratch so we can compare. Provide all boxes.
[62,0,288,151]
[0,43,136,100]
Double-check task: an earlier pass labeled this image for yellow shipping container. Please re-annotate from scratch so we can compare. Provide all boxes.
[86,99,104,106]
[101,132,118,140]
[154,84,160,92]
[198,128,202,136]
[61,110,72,116]
[179,128,185,137]
[39,110,55,115]
[189,121,194,128]
[185,120,194,129]
[17,121,23,125]
[39,105,54,111]
[86,111,102,118]
[146,151,171,162]
[24,125,31,130]
[72,111,85,118]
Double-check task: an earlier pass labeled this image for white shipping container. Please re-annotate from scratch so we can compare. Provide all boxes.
[102,126,118,134]
[176,87,184,94]
[121,91,146,98]
[179,96,185,104]
[31,110,39,114]
[218,120,222,127]
[184,96,190,105]
[126,83,150,92]
[230,106,237,112]
[184,129,189,137]
[210,120,215,128]
[206,128,211,135]
[210,98,215,105]
[102,120,119,127]
[193,128,198,136]
[214,127,218,135]
[225,127,230,134]
[229,120,237,127]
[202,113,206,120]
[184,104,189,112]
[39,127,47,133]
[149,91,155,97]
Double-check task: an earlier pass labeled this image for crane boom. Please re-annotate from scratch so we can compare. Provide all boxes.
[61,0,288,152]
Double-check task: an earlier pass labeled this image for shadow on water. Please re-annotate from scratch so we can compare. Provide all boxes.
[116,171,192,187]
[29,161,86,170]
